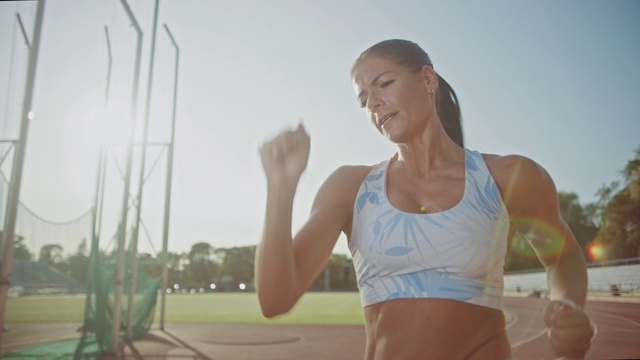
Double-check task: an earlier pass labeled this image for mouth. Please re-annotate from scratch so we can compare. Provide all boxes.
[380,112,397,127]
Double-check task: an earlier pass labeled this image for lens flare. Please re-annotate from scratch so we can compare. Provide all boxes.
[587,241,606,262]
[510,216,565,261]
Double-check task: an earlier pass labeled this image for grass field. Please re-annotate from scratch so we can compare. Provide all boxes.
[5,292,365,325]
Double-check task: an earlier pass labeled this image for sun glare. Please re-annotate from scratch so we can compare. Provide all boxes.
[510,216,565,259]
[587,241,605,262]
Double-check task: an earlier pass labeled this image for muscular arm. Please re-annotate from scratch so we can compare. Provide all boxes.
[490,155,592,358]
[497,156,587,306]
[255,124,364,317]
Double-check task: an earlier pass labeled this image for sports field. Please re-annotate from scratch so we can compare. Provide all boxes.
[5,292,365,325]
[3,294,640,359]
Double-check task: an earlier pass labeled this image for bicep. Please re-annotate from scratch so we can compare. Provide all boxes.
[292,209,346,290]
[515,215,579,268]
[291,166,362,292]
[500,156,580,267]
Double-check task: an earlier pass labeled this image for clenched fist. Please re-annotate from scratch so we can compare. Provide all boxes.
[544,300,594,359]
[259,123,310,186]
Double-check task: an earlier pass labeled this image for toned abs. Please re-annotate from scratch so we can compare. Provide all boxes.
[363,298,511,360]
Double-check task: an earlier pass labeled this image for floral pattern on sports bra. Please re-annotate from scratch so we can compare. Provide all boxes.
[349,149,509,310]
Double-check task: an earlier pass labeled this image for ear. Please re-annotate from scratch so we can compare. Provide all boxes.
[421,65,438,92]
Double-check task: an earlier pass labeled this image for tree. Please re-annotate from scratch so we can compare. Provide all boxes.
[138,252,161,278]
[39,244,64,266]
[505,191,599,271]
[594,147,640,259]
[39,243,72,275]
[311,253,358,291]
[216,246,255,290]
[558,192,598,259]
[504,232,543,272]
[185,242,218,289]
[504,193,596,272]
[12,235,32,261]
[165,251,188,291]
[67,238,89,286]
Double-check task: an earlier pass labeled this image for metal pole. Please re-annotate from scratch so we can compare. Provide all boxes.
[104,26,112,107]
[81,23,112,342]
[160,23,179,331]
[81,145,105,335]
[324,267,330,291]
[15,14,31,49]
[0,0,45,350]
[96,26,111,243]
[126,0,159,340]
[112,0,142,353]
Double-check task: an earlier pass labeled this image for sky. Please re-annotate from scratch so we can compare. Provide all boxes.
[0,0,639,258]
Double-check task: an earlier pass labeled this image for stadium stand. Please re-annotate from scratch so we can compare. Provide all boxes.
[9,260,84,295]
[504,259,640,298]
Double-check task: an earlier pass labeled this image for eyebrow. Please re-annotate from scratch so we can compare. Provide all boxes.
[357,70,393,100]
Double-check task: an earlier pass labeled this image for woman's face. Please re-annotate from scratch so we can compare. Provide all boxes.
[352,56,436,143]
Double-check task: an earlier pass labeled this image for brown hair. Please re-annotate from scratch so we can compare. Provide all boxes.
[352,39,464,147]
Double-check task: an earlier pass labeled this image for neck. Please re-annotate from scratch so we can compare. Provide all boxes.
[394,122,463,178]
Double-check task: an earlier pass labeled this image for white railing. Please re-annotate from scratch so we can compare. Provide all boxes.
[504,260,640,298]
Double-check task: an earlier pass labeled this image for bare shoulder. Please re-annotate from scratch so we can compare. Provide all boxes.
[482,153,551,184]
[309,164,375,235]
[327,164,375,184]
[481,153,558,217]
[313,164,374,207]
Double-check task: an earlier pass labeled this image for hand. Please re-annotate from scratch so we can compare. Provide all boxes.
[259,123,310,185]
[543,300,594,359]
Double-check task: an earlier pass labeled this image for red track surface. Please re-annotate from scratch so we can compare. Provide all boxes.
[506,297,640,360]
[2,296,639,359]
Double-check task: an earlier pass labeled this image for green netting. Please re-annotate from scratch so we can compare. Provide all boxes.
[74,236,162,356]
[2,336,104,359]
[4,240,162,359]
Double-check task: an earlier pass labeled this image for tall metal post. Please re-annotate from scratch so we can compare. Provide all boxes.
[16,14,32,49]
[104,26,112,107]
[0,12,31,259]
[126,0,159,339]
[0,1,45,350]
[80,24,112,343]
[324,267,330,291]
[160,23,179,331]
[112,0,142,352]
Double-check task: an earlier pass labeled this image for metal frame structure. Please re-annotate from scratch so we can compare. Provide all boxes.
[112,0,143,352]
[0,1,46,350]
[160,22,179,331]
[0,1,180,353]
[78,23,113,345]
[126,0,160,340]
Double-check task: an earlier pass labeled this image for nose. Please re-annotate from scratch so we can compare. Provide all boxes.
[366,91,383,112]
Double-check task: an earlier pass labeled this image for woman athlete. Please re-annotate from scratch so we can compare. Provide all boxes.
[255,39,593,359]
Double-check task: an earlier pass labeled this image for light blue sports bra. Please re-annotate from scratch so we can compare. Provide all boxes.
[349,149,509,310]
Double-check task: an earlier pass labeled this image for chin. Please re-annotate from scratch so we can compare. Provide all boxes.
[384,131,408,144]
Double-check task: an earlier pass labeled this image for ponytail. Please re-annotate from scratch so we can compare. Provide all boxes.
[436,73,464,147]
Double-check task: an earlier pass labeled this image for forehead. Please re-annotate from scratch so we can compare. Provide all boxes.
[352,56,399,91]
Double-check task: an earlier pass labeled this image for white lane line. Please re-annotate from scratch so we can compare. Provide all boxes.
[510,328,547,348]
[505,310,518,329]
[599,313,640,327]
[509,316,603,348]
[507,308,548,348]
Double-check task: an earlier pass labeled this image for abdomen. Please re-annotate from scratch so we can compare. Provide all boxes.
[363,298,511,360]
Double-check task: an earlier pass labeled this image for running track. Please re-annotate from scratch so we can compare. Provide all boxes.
[506,297,640,360]
[2,296,639,359]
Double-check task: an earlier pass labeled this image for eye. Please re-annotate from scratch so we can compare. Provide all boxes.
[381,79,394,88]
[359,100,367,109]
